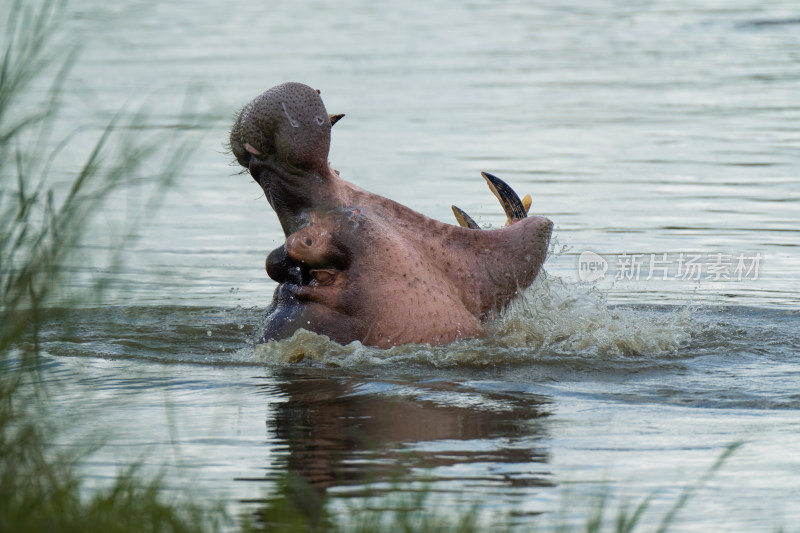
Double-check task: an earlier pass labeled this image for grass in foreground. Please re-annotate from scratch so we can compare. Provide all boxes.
[1,1,217,531]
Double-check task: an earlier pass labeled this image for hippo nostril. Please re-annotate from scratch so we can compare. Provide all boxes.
[304,237,313,246]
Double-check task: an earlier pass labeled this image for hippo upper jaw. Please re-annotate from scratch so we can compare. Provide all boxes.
[247,155,352,236]
[229,82,332,170]
[247,155,320,235]
[229,82,346,234]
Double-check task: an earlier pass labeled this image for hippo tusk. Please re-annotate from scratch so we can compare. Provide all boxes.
[452,173,529,228]
[329,114,345,126]
[481,171,528,225]
[451,205,481,229]
[244,142,261,156]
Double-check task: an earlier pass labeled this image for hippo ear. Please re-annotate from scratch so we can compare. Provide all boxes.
[329,114,345,126]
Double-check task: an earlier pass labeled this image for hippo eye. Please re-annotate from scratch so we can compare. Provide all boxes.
[304,237,313,246]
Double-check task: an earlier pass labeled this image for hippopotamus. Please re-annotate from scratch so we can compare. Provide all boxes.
[229,82,553,348]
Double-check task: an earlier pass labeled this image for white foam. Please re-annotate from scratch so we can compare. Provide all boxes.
[251,269,695,367]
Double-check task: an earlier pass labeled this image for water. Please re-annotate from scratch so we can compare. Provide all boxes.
[10,0,800,530]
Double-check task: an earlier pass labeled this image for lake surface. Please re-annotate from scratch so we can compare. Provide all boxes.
[12,0,800,530]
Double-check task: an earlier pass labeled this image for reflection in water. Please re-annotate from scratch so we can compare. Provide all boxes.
[249,370,553,521]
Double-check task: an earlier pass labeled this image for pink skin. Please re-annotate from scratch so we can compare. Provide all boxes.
[230,82,553,347]
[283,210,483,348]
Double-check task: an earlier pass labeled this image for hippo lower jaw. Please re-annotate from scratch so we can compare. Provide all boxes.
[259,204,552,348]
[260,284,357,346]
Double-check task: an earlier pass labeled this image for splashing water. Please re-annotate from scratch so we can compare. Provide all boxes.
[252,269,695,367]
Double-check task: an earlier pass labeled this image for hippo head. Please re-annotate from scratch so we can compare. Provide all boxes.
[231,83,554,348]
[230,82,342,235]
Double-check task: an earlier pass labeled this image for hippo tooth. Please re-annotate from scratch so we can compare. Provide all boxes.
[481,172,528,225]
[451,205,481,230]
[522,193,532,214]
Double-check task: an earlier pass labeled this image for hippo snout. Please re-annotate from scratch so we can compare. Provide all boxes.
[229,82,333,173]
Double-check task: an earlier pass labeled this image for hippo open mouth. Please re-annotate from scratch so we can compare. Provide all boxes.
[230,82,553,348]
